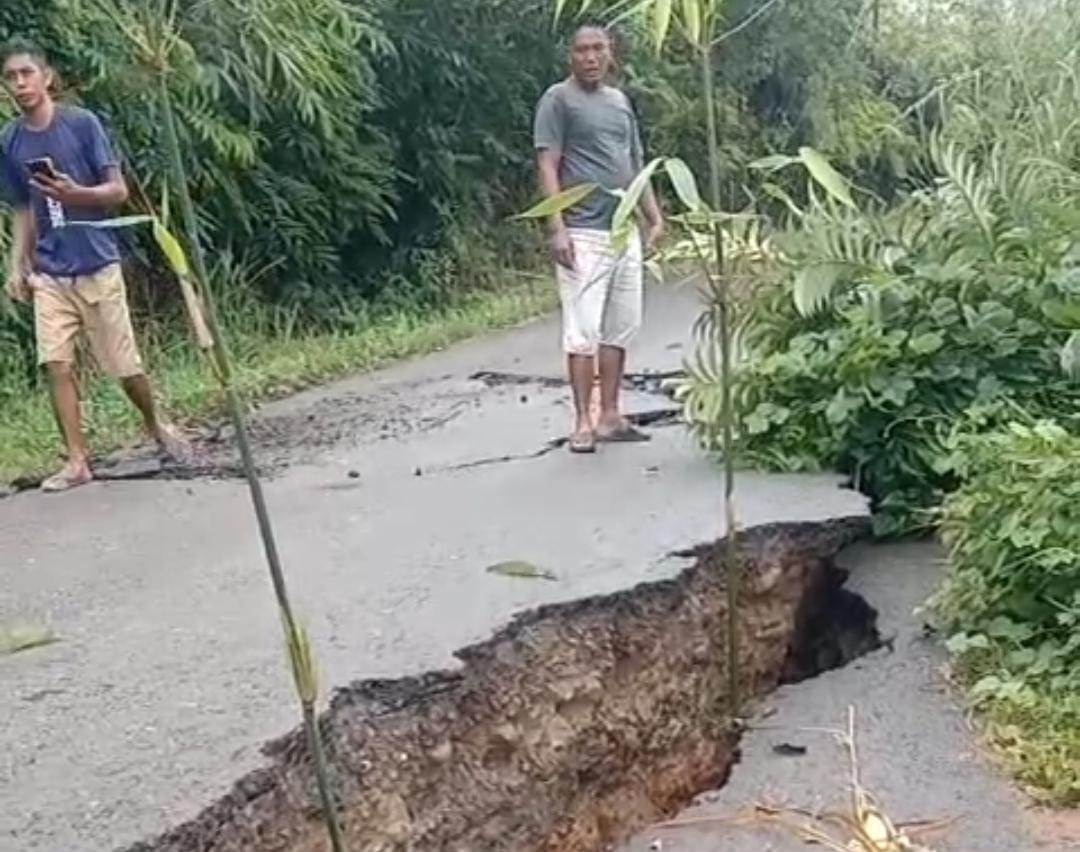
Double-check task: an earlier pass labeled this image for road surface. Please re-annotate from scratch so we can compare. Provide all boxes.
[0,284,868,851]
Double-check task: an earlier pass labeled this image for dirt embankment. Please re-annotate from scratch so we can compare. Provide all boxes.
[123,517,872,852]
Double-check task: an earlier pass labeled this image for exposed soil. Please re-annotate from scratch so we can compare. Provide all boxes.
[122,517,876,852]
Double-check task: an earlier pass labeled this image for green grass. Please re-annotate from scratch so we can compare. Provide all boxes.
[967,676,1080,806]
[0,281,558,484]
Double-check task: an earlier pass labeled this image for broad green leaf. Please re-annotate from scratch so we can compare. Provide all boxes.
[909,331,945,355]
[653,0,674,50]
[486,561,557,581]
[665,157,704,212]
[682,0,702,44]
[554,0,569,23]
[0,623,59,656]
[798,147,855,208]
[611,157,663,250]
[1041,299,1080,328]
[514,183,599,220]
[152,220,191,278]
[792,262,846,317]
[1060,331,1080,380]
[825,390,861,425]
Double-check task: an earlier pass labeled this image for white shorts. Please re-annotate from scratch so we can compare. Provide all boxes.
[556,228,643,356]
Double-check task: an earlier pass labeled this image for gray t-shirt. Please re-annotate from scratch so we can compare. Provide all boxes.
[533,79,644,230]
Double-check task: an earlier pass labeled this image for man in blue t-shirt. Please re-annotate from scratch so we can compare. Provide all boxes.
[1,40,189,492]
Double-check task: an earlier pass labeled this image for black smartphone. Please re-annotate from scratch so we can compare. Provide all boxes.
[25,157,57,181]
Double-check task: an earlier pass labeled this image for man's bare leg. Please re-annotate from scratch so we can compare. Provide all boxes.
[596,344,625,433]
[41,361,93,491]
[121,373,191,462]
[596,344,648,441]
[568,353,597,452]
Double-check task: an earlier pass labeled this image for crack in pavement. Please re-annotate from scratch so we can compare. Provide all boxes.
[470,369,685,397]
[1,369,686,497]
[428,407,684,474]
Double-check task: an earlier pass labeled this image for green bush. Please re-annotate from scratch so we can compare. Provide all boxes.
[931,422,1080,804]
[686,144,1080,533]
[683,8,1080,533]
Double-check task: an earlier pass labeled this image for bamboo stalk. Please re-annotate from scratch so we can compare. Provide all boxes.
[700,34,741,719]
[157,74,347,852]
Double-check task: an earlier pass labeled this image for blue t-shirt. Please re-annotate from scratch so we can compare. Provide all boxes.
[0,106,121,277]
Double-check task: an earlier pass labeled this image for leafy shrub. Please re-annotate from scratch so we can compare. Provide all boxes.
[931,422,1080,804]
[684,20,1080,533]
[687,142,1080,533]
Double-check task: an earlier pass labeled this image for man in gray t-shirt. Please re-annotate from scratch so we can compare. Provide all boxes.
[534,24,663,454]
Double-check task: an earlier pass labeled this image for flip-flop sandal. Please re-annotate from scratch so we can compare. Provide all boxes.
[597,423,651,443]
[156,425,196,466]
[41,464,93,493]
[568,432,597,454]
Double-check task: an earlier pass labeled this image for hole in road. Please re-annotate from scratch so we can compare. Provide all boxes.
[781,570,883,684]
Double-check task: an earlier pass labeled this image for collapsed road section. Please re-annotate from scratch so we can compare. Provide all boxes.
[124,517,876,852]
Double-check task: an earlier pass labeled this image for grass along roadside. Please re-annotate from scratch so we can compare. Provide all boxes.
[0,280,558,485]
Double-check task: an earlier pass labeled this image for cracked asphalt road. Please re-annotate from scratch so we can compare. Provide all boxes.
[621,542,1079,852]
[0,283,871,851]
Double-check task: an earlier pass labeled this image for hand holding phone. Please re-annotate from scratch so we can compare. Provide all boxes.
[25,157,58,181]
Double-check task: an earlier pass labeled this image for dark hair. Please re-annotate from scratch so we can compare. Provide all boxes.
[0,38,49,69]
[571,21,612,44]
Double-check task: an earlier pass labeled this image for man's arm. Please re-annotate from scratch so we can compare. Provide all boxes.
[5,207,35,302]
[537,147,575,270]
[629,107,664,249]
[534,88,576,270]
[33,112,128,210]
[639,183,663,241]
[32,164,127,209]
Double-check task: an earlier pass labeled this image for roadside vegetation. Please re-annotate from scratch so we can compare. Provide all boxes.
[2,0,1078,810]
[678,0,1080,805]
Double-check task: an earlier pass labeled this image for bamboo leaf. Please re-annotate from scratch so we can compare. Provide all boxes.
[152,220,191,277]
[682,0,702,44]
[65,214,155,229]
[611,157,663,249]
[284,617,319,705]
[645,258,664,283]
[798,147,855,208]
[749,153,798,172]
[653,0,674,50]
[793,262,846,317]
[760,182,805,219]
[486,561,558,581]
[0,623,59,657]
[665,157,704,212]
[514,183,599,220]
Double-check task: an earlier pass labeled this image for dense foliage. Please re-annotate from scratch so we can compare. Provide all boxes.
[684,1,1080,534]
[933,423,1080,804]
[678,0,1080,801]
[0,0,914,399]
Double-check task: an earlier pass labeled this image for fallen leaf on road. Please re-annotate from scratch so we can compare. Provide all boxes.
[0,624,60,657]
[486,561,558,581]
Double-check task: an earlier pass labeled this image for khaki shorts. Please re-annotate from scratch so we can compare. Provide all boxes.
[555,228,643,356]
[31,263,144,378]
